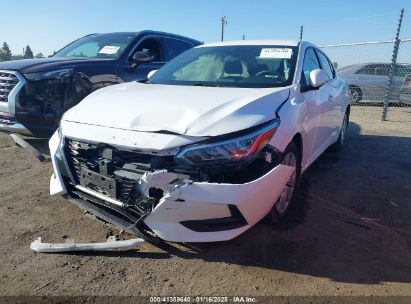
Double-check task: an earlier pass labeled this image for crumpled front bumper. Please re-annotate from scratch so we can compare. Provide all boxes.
[49,131,294,243]
[0,112,34,136]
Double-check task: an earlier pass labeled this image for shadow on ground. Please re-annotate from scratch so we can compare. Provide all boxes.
[20,136,50,156]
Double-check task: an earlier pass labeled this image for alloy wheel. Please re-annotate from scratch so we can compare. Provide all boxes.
[275,152,297,214]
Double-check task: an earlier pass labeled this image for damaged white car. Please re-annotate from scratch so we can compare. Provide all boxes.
[49,40,350,243]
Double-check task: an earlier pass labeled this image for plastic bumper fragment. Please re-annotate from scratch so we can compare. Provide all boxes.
[30,236,145,253]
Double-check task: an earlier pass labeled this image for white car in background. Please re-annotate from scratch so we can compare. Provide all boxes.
[49,40,350,243]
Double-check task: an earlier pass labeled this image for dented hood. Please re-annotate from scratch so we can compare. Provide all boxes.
[63,82,290,137]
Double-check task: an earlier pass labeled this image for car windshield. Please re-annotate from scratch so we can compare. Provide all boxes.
[150,45,298,88]
[53,33,136,59]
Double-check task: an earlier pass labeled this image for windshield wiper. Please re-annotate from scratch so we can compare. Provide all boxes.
[138,79,155,84]
[192,83,223,87]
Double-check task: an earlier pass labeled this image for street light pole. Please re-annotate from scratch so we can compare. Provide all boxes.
[300,25,303,41]
[221,16,227,41]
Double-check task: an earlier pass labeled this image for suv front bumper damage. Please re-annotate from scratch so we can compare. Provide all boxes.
[49,131,294,243]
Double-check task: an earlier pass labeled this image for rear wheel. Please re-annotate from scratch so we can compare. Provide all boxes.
[265,142,301,224]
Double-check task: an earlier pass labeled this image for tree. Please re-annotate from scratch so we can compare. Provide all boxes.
[0,42,12,61]
[35,52,44,58]
[24,45,34,59]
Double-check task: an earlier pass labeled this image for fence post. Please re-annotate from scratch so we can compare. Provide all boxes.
[382,8,404,121]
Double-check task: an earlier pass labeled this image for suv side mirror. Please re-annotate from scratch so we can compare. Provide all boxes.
[310,69,328,88]
[132,51,154,64]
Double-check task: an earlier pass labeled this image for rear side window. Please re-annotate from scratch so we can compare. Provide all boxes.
[164,38,192,60]
[373,64,390,76]
[394,65,411,77]
[316,50,334,80]
[302,48,321,87]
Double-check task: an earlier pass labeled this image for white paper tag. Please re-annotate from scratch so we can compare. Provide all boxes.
[260,48,292,59]
[98,46,120,55]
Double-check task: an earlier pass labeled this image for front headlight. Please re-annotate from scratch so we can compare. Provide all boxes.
[24,68,73,81]
[175,119,280,166]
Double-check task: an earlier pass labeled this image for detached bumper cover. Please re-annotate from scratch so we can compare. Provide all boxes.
[49,131,294,243]
[142,165,293,242]
[30,236,145,253]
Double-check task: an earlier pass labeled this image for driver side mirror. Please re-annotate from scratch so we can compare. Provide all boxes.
[130,51,155,69]
[132,51,155,63]
[309,69,328,88]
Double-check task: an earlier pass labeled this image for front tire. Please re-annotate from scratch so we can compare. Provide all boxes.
[331,111,349,152]
[265,142,301,224]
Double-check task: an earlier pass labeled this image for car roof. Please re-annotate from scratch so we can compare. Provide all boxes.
[85,31,202,45]
[199,39,301,47]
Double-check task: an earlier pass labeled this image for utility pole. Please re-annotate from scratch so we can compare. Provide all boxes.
[300,25,303,41]
[382,8,404,121]
[221,16,227,41]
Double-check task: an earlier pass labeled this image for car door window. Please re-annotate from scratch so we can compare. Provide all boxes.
[356,65,376,75]
[134,38,164,62]
[316,51,334,80]
[394,65,411,77]
[373,64,390,76]
[164,38,192,60]
[302,48,321,88]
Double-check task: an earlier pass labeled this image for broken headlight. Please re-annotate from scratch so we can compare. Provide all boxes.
[175,119,280,166]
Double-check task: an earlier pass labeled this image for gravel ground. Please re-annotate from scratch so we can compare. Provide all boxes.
[0,106,410,299]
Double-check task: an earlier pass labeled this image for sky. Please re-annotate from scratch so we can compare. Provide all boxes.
[1,0,411,61]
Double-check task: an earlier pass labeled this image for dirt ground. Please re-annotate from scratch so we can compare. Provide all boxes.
[0,106,410,299]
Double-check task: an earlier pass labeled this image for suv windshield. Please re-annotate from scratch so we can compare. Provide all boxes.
[53,33,137,59]
[150,45,298,88]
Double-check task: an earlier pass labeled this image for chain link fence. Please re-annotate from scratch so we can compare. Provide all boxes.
[319,39,411,109]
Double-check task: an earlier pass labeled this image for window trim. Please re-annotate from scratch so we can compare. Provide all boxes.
[315,49,335,80]
[300,47,322,92]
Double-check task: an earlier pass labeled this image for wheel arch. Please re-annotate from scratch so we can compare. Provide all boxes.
[291,132,303,158]
[348,84,361,91]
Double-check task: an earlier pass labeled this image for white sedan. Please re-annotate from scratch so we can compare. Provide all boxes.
[49,40,350,243]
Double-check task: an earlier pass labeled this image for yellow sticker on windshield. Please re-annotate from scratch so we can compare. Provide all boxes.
[260,48,292,59]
